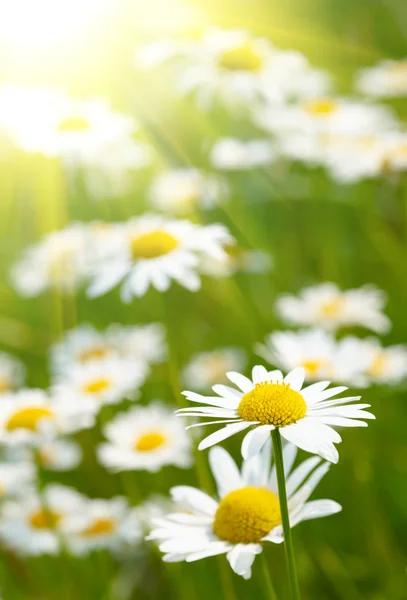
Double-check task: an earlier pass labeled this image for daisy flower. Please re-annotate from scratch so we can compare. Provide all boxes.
[276,283,391,333]
[0,484,86,555]
[178,365,374,463]
[11,223,92,297]
[148,442,341,579]
[0,462,35,499]
[148,168,228,214]
[0,351,25,394]
[0,389,95,446]
[199,244,273,278]
[37,439,82,471]
[355,59,407,98]
[255,329,371,386]
[86,214,234,301]
[210,138,276,170]
[66,497,141,555]
[98,403,192,472]
[106,323,167,365]
[351,337,407,385]
[53,358,148,413]
[182,348,247,391]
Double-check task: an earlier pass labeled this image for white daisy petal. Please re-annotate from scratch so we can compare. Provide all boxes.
[198,422,251,451]
[252,365,269,383]
[209,446,243,497]
[226,544,262,580]
[284,367,305,391]
[170,486,218,516]
[226,371,254,393]
[241,424,274,460]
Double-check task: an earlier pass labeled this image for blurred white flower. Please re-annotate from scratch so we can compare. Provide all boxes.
[148,442,341,579]
[350,337,407,385]
[106,323,167,365]
[53,358,148,413]
[210,138,276,170]
[11,224,92,296]
[148,168,228,214]
[200,245,273,278]
[0,389,95,446]
[355,59,407,98]
[183,348,247,391]
[86,214,234,301]
[132,494,176,533]
[0,351,25,394]
[66,496,141,555]
[37,438,82,471]
[255,329,371,386]
[98,403,192,472]
[276,283,391,333]
[0,484,86,555]
[0,462,35,499]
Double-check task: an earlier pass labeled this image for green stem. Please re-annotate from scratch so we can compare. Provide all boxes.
[260,553,278,600]
[271,429,301,600]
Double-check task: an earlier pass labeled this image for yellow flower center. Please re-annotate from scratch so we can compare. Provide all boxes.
[367,354,387,377]
[218,43,263,72]
[319,297,344,318]
[300,360,324,376]
[0,375,11,393]
[78,346,111,363]
[238,382,307,426]
[304,98,338,116]
[388,62,407,89]
[130,230,179,260]
[6,407,54,432]
[29,509,61,530]
[81,518,116,537]
[214,486,281,543]
[57,116,90,132]
[82,377,112,395]
[134,430,167,452]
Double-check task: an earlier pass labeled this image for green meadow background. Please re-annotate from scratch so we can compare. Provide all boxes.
[0,0,406,598]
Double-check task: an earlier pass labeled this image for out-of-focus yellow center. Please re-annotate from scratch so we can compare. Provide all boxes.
[388,62,407,89]
[6,407,54,432]
[81,518,116,537]
[78,345,111,363]
[319,297,344,318]
[134,430,167,452]
[218,43,263,72]
[367,354,387,377]
[57,116,90,131]
[304,98,338,116]
[238,382,307,426]
[82,377,112,395]
[29,509,61,530]
[130,230,179,260]
[214,486,281,543]
[0,375,11,393]
[300,360,324,376]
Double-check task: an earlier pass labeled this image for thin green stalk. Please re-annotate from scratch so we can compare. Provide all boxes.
[271,429,301,600]
[260,553,278,600]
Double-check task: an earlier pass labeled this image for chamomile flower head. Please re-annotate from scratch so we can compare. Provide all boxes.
[86,214,234,301]
[276,283,391,333]
[11,224,92,297]
[0,352,25,394]
[148,442,341,579]
[179,365,374,463]
[255,329,372,386]
[183,348,247,391]
[66,496,141,555]
[0,389,94,446]
[199,245,273,278]
[105,323,167,365]
[355,59,407,98]
[53,358,148,413]
[0,484,86,556]
[98,403,192,472]
[350,337,407,386]
[0,462,35,499]
[210,138,276,170]
[148,168,228,214]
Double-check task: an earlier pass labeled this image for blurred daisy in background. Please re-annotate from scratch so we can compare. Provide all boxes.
[106,323,167,365]
[11,224,92,297]
[0,389,95,446]
[6,438,82,472]
[276,283,391,333]
[200,244,273,278]
[255,329,371,386]
[53,358,148,412]
[98,403,192,472]
[133,494,176,535]
[0,351,25,394]
[182,347,247,391]
[355,59,407,97]
[349,337,407,385]
[0,462,35,499]
[67,497,141,555]
[86,214,234,301]
[179,365,374,463]
[210,138,276,170]
[148,168,229,214]
[0,484,86,556]
[148,442,341,579]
